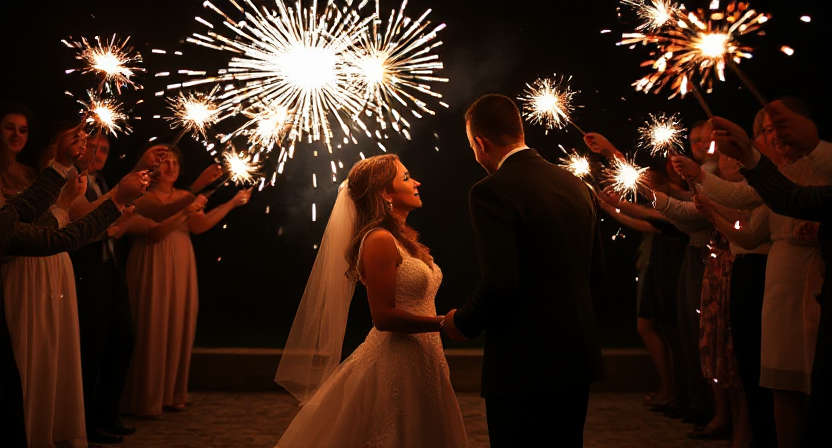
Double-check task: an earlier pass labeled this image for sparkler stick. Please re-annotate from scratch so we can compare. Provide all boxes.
[725,58,768,106]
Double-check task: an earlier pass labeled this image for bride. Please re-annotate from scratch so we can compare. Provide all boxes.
[275,154,468,447]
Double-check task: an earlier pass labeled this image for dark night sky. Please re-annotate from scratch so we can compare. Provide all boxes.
[2,0,831,350]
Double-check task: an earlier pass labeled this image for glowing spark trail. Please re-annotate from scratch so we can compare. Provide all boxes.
[76,91,132,137]
[638,112,686,157]
[519,75,584,134]
[621,1,770,98]
[63,34,144,94]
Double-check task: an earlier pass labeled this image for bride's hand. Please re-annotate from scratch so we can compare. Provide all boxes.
[442,309,469,342]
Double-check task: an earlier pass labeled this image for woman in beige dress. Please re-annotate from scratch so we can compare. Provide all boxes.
[120,145,251,418]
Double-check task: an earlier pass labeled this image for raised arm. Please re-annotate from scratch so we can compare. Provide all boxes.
[360,229,444,333]
[187,189,250,234]
[743,154,832,222]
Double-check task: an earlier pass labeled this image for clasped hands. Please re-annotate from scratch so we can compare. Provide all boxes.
[441,309,469,342]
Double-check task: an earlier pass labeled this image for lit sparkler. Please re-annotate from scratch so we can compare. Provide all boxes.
[621,0,682,32]
[519,74,584,134]
[227,102,294,150]
[177,0,374,148]
[77,91,132,137]
[63,34,144,94]
[222,149,263,186]
[622,1,770,101]
[346,0,449,136]
[556,145,593,180]
[165,87,222,147]
[637,112,686,157]
[606,157,649,201]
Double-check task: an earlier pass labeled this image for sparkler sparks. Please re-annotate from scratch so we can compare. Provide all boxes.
[63,34,144,94]
[519,75,582,133]
[346,1,449,135]
[621,1,770,97]
[76,91,131,137]
[637,112,686,156]
[166,88,221,141]
[222,150,263,186]
[621,0,682,32]
[606,157,649,201]
[556,145,593,180]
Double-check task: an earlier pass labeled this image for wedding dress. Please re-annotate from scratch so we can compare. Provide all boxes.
[276,233,468,448]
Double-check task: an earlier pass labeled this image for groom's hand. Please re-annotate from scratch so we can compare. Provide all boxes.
[443,309,469,342]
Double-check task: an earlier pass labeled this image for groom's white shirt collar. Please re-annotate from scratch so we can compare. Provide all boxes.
[496,147,529,171]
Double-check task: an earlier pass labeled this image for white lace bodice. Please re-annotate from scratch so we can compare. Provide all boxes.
[393,253,442,317]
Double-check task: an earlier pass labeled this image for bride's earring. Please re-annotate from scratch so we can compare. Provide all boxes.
[386,200,394,211]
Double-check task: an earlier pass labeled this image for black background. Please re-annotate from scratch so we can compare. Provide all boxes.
[2,0,830,351]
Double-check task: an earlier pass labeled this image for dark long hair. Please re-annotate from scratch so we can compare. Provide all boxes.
[345,154,431,280]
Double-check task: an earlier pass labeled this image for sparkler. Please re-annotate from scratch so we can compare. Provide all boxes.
[556,145,594,182]
[620,0,682,32]
[519,75,584,135]
[605,156,649,202]
[63,34,144,94]
[637,112,685,157]
[77,90,132,137]
[346,0,449,136]
[177,0,373,148]
[165,87,222,149]
[201,149,263,197]
[175,0,447,154]
[622,1,770,102]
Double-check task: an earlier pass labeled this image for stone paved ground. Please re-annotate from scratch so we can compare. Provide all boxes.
[116,391,728,448]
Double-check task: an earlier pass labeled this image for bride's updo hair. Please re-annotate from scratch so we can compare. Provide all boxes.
[345,154,431,280]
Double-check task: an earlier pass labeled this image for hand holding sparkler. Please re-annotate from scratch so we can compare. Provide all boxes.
[230,188,253,207]
[51,122,89,168]
[112,171,151,209]
[584,133,625,161]
[189,163,224,195]
[708,116,755,166]
[132,145,170,173]
[670,154,704,184]
[764,100,820,154]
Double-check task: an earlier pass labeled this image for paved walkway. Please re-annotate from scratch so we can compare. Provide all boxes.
[116,391,728,447]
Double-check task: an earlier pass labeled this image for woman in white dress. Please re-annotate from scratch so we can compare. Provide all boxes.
[275,154,468,448]
[1,113,90,448]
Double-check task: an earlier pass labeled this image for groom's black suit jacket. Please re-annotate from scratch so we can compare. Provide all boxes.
[454,149,607,398]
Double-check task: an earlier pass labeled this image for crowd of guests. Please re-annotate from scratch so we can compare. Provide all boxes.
[593,98,830,448]
[0,100,251,447]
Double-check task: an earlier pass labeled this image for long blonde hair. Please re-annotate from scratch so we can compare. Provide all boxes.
[345,154,432,280]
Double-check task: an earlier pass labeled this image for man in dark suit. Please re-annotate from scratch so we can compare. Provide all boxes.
[443,94,607,447]
[69,133,136,444]
[711,100,831,448]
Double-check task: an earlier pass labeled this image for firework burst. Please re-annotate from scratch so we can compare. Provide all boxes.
[637,112,686,157]
[621,1,769,97]
[63,34,144,94]
[556,145,593,180]
[519,75,583,134]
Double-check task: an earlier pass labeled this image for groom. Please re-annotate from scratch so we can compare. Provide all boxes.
[443,94,607,447]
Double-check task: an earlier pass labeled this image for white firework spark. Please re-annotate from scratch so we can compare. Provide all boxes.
[519,75,582,133]
[76,90,132,137]
[223,149,263,185]
[606,156,649,201]
[166,87,222,141]
[621,0,682,32]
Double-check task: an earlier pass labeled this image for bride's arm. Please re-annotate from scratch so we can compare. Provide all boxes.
[361,230,444,334]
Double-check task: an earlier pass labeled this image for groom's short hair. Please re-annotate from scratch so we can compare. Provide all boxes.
[465,94,524,146]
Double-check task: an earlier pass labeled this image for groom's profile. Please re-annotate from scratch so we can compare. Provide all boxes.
[443,93,607,448]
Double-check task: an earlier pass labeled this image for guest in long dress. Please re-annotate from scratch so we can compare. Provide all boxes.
[1,115,91,448]
[120,144,251,418]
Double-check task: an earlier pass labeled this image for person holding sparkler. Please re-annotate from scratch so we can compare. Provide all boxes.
[1,113,149,448]
[0,132,146,448]
[710,99,832,448]
[699,101,832,448]
[118,144,250,419]
[441,94,606,448]
[275,154,468,448]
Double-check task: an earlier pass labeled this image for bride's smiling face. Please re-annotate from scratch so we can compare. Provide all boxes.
[384,159,421,212]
